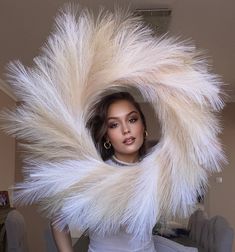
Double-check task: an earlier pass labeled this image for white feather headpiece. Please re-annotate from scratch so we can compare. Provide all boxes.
[0,6,225,240]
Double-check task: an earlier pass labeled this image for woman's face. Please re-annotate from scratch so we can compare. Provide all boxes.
[106,99,145,163]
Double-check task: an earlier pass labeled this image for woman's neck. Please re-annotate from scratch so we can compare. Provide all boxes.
[113,153,139,164]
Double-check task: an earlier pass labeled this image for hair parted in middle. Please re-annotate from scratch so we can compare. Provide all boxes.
[86,91,147,161]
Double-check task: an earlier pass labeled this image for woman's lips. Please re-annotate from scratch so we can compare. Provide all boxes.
[123,137,135,145]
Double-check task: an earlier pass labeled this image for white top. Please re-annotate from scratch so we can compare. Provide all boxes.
[88,230,156,252]
[88,157,156,252]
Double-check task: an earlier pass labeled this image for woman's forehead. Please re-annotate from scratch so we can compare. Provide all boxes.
[107,100,138,119]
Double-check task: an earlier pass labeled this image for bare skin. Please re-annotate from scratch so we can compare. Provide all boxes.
[106,100,145,163]
[51,224,73,252]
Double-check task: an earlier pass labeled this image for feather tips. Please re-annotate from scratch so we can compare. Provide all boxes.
[0,7,225,240]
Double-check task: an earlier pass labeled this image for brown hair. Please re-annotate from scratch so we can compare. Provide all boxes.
[86,92,147,160]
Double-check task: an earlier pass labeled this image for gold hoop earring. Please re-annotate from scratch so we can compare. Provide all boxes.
[144,130,148,138]
[104,140,111,149]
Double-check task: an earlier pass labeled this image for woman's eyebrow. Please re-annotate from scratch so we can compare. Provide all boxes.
[107,111,138,120]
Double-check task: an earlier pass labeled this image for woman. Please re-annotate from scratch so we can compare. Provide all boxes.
[51,92,156,252]
[0,6,224,252]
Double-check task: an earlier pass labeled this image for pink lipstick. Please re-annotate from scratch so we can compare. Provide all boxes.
[123,137,135,145]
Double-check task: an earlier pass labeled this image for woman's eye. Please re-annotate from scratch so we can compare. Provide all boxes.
[129,117,138,123]
[108,122,118,128]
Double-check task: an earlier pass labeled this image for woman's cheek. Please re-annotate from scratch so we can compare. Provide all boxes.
[107,129,119,143]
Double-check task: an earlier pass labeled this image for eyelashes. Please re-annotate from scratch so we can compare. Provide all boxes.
[108,122,118,129]
[129,117,138,123]
[108,117,139,129]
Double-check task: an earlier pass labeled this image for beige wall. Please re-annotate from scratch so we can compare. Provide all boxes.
[0,89,15,204]
[204,102,235,251]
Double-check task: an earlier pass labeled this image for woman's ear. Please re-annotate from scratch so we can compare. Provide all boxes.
[105,135,110,142]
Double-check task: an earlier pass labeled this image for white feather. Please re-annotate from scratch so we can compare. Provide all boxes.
[0,6,225,240]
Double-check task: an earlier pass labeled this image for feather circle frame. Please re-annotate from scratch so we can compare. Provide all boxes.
[0,7,225,240]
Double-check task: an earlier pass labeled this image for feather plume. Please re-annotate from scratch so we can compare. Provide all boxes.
[0,6,225,240]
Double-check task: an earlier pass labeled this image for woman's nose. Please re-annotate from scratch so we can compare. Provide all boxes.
[122,124,130,135]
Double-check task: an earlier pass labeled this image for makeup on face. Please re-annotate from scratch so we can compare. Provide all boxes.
[107,111,140,130]
[106,100,144,163]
